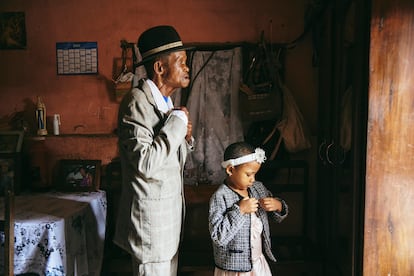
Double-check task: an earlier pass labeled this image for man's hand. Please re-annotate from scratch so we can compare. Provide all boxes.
[174,106,192,141]
[186,119,193,142]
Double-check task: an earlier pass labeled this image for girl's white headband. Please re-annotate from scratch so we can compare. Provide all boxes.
[221,148,267,168]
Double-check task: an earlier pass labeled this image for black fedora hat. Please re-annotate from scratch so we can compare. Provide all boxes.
[136,25,193,66]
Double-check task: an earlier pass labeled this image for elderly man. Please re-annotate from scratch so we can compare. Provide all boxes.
[114,25,194,276]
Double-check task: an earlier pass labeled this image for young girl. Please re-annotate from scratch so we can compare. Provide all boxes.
[209,141,288,275]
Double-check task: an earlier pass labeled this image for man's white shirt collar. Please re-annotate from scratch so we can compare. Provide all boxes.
[146,79,173,113]
[146,79,188,125]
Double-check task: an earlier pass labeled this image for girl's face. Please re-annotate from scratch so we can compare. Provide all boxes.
[226,161,261,191]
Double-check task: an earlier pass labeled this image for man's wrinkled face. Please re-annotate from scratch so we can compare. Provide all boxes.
[161,51,190,89]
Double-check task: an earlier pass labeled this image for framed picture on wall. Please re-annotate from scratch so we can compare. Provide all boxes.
[58,159,101,192]
[0,12,27,50]
[0,153,22,196]
[0,131,24,153]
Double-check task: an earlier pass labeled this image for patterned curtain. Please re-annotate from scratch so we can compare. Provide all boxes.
[173,47,244,185]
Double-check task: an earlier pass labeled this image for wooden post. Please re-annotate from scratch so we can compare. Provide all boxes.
[365,0,414,274]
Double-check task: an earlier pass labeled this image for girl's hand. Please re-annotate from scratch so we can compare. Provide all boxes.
[259,197,282,212]
[239,197,259,214]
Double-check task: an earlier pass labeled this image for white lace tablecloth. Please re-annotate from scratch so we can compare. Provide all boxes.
[0,190,107,276]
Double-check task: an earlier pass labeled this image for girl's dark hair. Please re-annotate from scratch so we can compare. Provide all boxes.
[223,141,255,161]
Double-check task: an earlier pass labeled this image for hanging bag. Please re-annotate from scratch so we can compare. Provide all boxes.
[261,75,312,160]
[276,76,312,153]
[239,33,283,122]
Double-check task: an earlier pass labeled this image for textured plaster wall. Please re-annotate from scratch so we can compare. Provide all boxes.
[0,0,317,176]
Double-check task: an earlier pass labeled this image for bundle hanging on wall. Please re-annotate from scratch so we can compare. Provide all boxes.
[113,40,136,102]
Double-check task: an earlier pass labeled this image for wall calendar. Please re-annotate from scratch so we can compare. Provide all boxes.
[56,42,98,75]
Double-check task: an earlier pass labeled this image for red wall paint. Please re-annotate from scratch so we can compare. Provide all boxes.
[0,0,317,179]
[24,135,118,188]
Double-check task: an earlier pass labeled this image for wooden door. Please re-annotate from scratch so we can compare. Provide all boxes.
[364,0,414,274]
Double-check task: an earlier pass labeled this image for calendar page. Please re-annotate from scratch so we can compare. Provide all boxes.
[56,42,98,75]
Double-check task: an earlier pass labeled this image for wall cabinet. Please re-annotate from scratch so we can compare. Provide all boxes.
[316,0,369,275]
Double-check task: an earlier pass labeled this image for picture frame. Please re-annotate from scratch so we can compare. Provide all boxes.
[0,153,22,196]
[0,131,24,153]
[58,159,101,192]
[0,12,27,50]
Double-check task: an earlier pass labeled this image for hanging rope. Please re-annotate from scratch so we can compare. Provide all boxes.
[180,50,216,106]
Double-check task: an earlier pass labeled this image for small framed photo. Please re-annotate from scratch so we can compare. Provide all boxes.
[58,159,101,192]
[0,131,24,153]
[0,12,27,50]
[0,153,22,196]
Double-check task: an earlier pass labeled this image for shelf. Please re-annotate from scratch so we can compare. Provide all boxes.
[25,133,117,139]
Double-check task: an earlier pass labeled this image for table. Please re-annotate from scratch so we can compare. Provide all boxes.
[0,190,107,276]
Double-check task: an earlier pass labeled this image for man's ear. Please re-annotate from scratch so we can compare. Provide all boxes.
[153,60,164,75]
